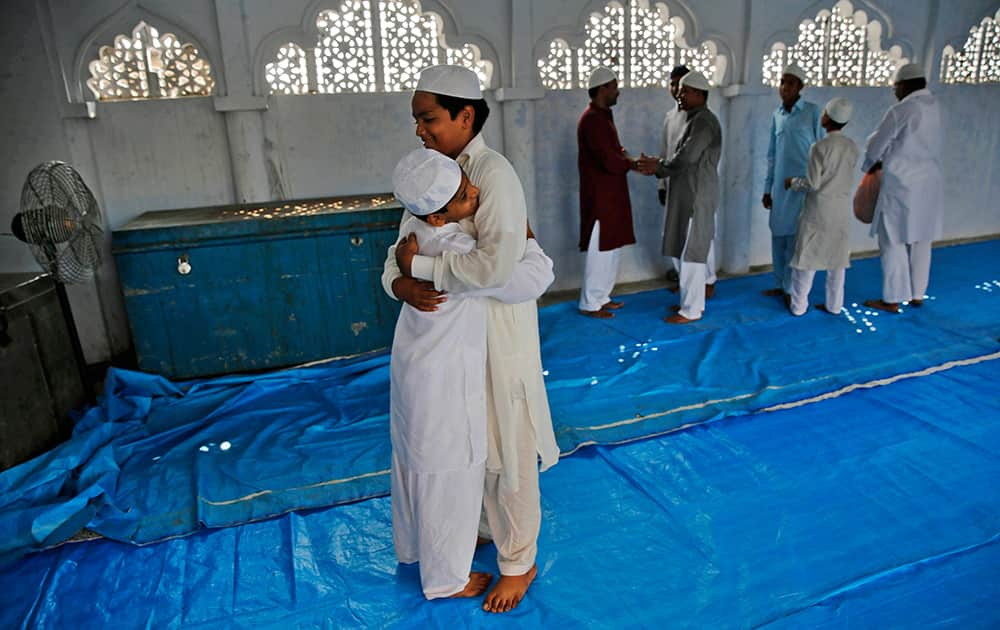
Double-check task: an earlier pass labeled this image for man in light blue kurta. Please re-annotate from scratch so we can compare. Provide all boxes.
[761,63,823,297]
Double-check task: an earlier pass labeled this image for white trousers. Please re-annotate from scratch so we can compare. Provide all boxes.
[771,234,796,292]
[392,453,486,599]
[877,226,932,303]
[677,219,715,320]
[479,410,541,576]
[789,268,846,316]
[579,220,622,311]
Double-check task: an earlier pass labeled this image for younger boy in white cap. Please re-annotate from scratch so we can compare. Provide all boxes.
[762,62,825,299]
[388,148,554,601]
[783,97,861,316]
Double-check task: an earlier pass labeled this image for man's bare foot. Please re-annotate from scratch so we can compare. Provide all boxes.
[814,303,829,313]
[449,572,493,598]
[705,283,716,299]
[579,309,613,319]
[602,300,624,310]
[665,313,698,324]
[864,298,900,314]
[668,286,679,293]
[476,536,492,547]
[909,298,923,307]
[482,565,537,613]
[762,288,784,297]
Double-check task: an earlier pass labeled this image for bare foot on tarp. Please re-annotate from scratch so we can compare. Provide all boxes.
[476,536,492,547]
[449,572,493,598]
[863,298,900,314]
[482,565,537,613]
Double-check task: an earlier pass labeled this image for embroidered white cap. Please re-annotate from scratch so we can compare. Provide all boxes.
[782,63,809,84]
[392,148,461,216]
[679,70,710,92]
[415,64,482,99]
[587,66,618,89]
[894,63,925,82]
[824,97,853,124]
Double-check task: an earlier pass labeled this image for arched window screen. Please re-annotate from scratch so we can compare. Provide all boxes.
[762,0,907,87]
[87,21,215,100]
[537,1,727,90]
[264,0,493,94]
[940,9,1000,84]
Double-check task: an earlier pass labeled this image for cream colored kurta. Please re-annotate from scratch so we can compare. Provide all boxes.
[861,88,944,244]
[789,132,861,270]
[382,134,560,491]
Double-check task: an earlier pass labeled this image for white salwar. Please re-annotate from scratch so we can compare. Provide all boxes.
[388,219,554,599]
[677,218,715,320]
[862,88,943,303]
[383,134,560,580]
[579,220,622,311]
[789,268,845,316]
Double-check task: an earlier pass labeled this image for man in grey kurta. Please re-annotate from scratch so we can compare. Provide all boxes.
[637,71,721,323]
[784,97,860,316]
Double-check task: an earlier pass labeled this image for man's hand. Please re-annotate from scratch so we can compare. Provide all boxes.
[783,177,793,190]
[658,189,667,205]
[392,276,446,312]
[867,161,883,175]
[635,153,660,176]
[762,193,773,209]
[395,233,419,278]
[526,221,535,240]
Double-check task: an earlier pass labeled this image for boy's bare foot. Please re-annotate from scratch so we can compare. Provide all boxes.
[449,572,493,598]
[762,288,784,297]
[579,309,613,319]
[863,298,900,314]
[482,565,537,613]
[602,300,624,310]
[664,313,698,324]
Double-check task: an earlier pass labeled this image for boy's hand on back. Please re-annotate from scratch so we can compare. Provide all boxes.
[395,233,420,278]
[392,277,446,312]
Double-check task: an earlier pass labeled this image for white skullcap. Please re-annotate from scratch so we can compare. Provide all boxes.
[824,97,853,124]
[587,66,617,89]
[894,63,925,82]
[782,63,808,84]
[392,148,461,217]
[679,70,710,92]
[415,64,482,99]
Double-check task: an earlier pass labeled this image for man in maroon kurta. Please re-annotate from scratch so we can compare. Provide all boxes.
[577,66,637,318]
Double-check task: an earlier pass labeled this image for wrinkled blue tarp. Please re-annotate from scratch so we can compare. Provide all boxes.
[1,241,999,563]
[2,353,998,628]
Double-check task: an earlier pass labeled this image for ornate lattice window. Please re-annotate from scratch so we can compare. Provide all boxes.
[941,9,1000,84]
[265,0,493,94]
[87,21,215,101]
[538,1,727,90]
[762,1,907,87]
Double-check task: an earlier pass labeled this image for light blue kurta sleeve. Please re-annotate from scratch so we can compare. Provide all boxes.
[764,111,777,193]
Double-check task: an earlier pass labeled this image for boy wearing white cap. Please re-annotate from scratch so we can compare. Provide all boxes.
[782,97,860,316]
[762,63,825,299]
[388,148,554,601]
[382,65,560,613]
[577,66,637,319]
[861,63,943,314]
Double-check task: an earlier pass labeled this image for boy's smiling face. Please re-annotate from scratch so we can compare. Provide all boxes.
[411,91,473,159]
[427,171,479,226]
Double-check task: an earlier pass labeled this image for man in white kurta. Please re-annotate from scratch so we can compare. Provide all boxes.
[861,63,944,313]
[389,148,555,600]
[785,98,860,316]
[383,65,560,614]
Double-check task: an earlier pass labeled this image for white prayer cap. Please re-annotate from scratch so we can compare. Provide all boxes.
[415,64,482,99]
[587,66,617,89]
[824,97,853,124]
[679,70,710,92]
[392,148,461,216]
[782,63,808,84]
[894,62,925,82]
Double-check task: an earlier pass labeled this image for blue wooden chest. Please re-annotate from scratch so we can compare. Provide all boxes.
[112,195,403,379]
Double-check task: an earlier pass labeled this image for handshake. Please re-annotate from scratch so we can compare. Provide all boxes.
[633,153,662,176]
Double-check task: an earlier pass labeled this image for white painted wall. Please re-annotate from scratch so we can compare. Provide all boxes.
[2,0,998,364]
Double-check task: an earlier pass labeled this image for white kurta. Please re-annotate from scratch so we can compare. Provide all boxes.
[789,132,861,270]
[861,88,944,244]
[389,219,554,598]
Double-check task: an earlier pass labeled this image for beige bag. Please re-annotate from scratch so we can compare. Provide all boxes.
[853,169,881,224]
